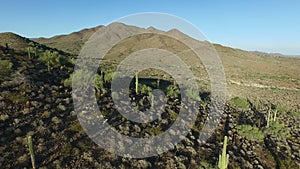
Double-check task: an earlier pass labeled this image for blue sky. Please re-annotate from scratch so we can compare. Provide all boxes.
[0,0,299,55]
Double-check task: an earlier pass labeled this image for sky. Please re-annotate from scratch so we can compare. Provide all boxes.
[0,0,299,55]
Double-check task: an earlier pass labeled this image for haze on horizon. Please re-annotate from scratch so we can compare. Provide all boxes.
[0,0,299,55]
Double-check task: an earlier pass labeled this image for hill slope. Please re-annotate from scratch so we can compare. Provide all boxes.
[0,24,299,168]
[33,26,103,55]
[33,23,300,108]
[0,32,34,50]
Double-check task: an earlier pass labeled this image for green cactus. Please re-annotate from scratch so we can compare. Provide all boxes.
[151,93,154,107]
[27,135,36,169]
[27,42,36,59]
[27,47,31,59]
[218,136,229,169]
[267,109,271,128]
[135,72,139,93]
[273,109,277,122]
[267,108,277,127]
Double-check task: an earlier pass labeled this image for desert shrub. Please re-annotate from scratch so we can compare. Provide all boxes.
[138,84,152,94]
[103,70,115,83]
[166,85,180,98]
[289,111,300,119]
[111,91,119,99]
[231,97,249,109]
[58,55,74,66]
[94,74,104,91]
[63,69,93,87]
[63,75,73,87]
[39,50,73,71]
[278,157,299,169]
[38,50,60,71]
[198,160,215,169]
[265,121,291,140]
[185,88,200,101]
[148,126,162,135]
[166,109,178,121]
[0,60,13,78]
[2,91,28,104]
[236,124,264,142]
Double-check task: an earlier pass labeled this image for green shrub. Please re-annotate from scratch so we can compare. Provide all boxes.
[111,91,119,99]
[166,109,178,121]
[166,85,180,98]
[0,60,13,78]
[103,70,115,83]
[138,84,152,94]
[5,92,28,103]
[149,126,162,135]
[94,74,104,91]
[38,50,60,71]
[185,88,200,101]
[38,50,72,71]
[198,160,215,169]
[265,121,291,140]
[63,75,73,87]
[231,97,249,109]
[236,125,264,142]
[63,69,93,87]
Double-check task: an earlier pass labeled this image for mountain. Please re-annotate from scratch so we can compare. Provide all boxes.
[31,23,300,108]
[33,26,103,55]
[1,23,299,108]
[0,23,299,168]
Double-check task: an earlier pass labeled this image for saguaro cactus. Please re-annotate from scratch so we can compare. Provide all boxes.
[27,47,32,59]
[27,135,36,169]
[273,109,277,122]
[266,108,277,127]
[135,72,139,93]
[267,109,271,128]
[218,136,229,169]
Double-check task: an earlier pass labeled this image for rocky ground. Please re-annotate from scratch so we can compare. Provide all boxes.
[0,45,300,169]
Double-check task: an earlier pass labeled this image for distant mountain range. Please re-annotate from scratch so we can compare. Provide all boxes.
[0,23,297,58]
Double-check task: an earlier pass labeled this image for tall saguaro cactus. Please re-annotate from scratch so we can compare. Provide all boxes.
[267,108,278,127]
[218,136,229,169]
[135,72,139,93]
[27,135,36,169]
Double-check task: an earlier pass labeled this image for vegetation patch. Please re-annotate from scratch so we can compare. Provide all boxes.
[0,60,14,81]
[236,124,264,142]
[231,97,249,109]
[265,121,291,140]
[5,92,28,104]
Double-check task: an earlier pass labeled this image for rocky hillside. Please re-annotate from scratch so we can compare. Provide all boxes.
[0,24,299,168]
